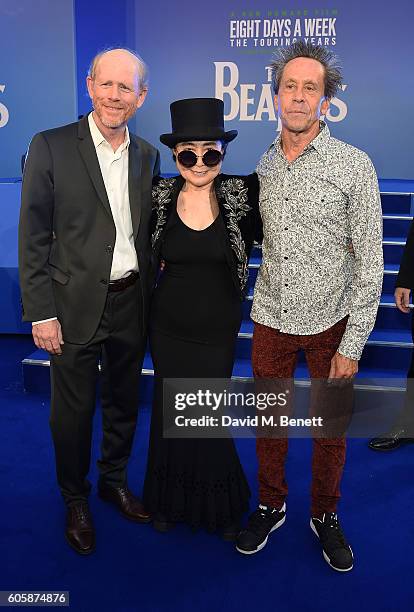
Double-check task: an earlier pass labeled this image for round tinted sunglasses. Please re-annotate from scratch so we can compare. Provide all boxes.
[176,149,223,168]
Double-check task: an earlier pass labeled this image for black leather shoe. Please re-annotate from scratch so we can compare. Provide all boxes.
[98,484,151,523]
[65,502,95,555]
[368,428,414,451]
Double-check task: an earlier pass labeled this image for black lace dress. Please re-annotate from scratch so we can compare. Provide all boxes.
[143,207,250,531]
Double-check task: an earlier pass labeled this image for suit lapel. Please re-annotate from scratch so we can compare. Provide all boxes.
[77,115,113,219]
[128,137,142,239]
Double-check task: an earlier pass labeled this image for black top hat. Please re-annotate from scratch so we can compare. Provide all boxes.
[159,98,238,148]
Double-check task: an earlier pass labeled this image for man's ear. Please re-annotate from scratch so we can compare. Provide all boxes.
[86,76,94,99]
[273,94,279,113]
[321,96,330,116]
[136,88,148,110]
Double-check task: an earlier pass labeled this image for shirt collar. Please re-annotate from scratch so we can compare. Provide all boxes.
[274,120,330,158]
[88,112,130,152]
[310,120,330,153]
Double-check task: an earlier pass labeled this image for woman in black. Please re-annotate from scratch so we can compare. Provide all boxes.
[143,98,260,539]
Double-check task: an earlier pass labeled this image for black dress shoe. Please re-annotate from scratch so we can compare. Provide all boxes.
[65,502,95,555]
[98,484,151,523]
[368,428,414,451]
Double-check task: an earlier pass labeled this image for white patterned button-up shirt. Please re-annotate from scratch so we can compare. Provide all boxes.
[251,122,383,360]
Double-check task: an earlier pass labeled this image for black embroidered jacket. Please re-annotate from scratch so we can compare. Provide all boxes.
[150,173,261,299]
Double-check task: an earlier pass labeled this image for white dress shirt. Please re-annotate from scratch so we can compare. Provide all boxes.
[88,112,138,280]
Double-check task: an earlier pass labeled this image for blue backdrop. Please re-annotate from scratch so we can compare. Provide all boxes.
[2,0,413,179]
[0,0,77,178]
[133,0,414,179]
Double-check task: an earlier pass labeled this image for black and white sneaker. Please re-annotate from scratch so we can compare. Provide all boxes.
[310,512,354,572]
[236,503,286,555]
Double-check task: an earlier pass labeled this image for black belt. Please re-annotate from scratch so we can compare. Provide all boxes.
[108,271,139,292]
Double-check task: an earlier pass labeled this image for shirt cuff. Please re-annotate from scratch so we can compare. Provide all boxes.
[32,317,58,325]
[337,337,362,361]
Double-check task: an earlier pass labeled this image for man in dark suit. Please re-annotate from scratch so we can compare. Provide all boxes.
[369,222,414,451]
[18,48,160,554]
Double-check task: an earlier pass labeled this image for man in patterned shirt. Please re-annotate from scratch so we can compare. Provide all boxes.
[236,41,383,571]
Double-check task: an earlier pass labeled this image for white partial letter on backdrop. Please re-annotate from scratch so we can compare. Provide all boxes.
[0,85,10,128]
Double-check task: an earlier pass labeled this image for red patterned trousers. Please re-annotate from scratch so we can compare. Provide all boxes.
[253,318,348,517]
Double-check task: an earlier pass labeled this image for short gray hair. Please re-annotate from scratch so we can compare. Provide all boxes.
[88,48,148,91]
[270,41,342,99]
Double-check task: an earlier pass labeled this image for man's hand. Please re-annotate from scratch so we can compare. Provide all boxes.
[395,287,411,313]
[328,352,358,380]
[32,320,64,355]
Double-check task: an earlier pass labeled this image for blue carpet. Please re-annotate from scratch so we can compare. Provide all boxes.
[0,337,413,611]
